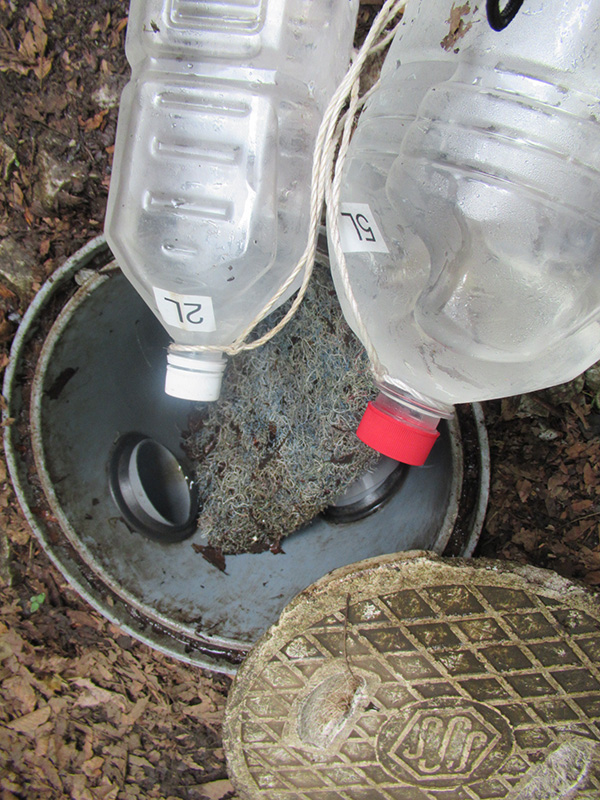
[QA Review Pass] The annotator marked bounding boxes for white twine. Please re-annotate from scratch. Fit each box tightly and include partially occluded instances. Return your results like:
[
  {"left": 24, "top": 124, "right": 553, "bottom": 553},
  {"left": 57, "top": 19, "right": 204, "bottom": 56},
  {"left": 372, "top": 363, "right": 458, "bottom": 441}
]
[{"left": 170, "top": 0, "right": 406, "bottom": 359}]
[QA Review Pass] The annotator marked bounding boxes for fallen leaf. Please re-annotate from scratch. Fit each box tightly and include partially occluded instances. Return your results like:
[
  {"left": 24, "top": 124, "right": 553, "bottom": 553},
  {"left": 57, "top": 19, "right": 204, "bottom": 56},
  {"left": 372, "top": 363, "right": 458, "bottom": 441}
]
[
  {"left": 10, "top": 181, "right": 24, "bottom": 207},
  {"left": 66, "top": 608, "right": 102, "bottom": 630},
  {"left": 36, "top": 0, "right": 53, "bottom": 20},
  {"left": 32, "top": 24, "right": 47, "bottom": 55},
  {"left": 33, "top": 54, "right": 52, "bottom": 81},
  {"left": 31, "top": 754, "right": 63, "bottom": 791},
  {"left": 3, "top": 674, "right": 37, "bottom": 713},
  {"left": 8, "top": 705, "right": 51, "bottom": 733},
  {"left": 18, "top": 30, "right": 37, "bottom": 62},
  {"left": 571, "top": 499, "right": 594, "bottom": 514},
  {"left": 82, "top": 755, "right": 104, "bottom": 777},
  {"left": 27, "top": 3, "right": 45, "bottom": 28},
  {"left": 192, "top": 544, "right": 227, "bottom": 572},
  {"left": 517, "top": 479, "right": 532, "bottom": 503},
  {"left": 583, "top": 462, "right": 596, "bottom": 488},
  {"left": 128, "top": 754, "right": 153, "bottom": 769},
  {"left": 199, "top": 779, "right": 235, "bottom": 800},
  {"left": 183, "top": 704, "right": 223, "bottom": 727},
  {"left": 512, "top": 527, "right": 538, "bottom": 552},
  {"left": 73, "top": 678, "right": 121, "bottom": 708},
  {"left": 118, "top": 697, "right": 148, "bottom": 730},
  {"left": 91, "top": 784, "right": 119, "bottom": 800},
  {"left": 70, "top": 772, "right": 95, "bottom": 800},
  {"left": 547, "top": 473, "right": 568, "bottom": 496},
  {"left": 0, "top": 630, "right": 26, "bottom": 659},
  {"left": 78, "top": 109, "right": 108, "bottom": 132}
]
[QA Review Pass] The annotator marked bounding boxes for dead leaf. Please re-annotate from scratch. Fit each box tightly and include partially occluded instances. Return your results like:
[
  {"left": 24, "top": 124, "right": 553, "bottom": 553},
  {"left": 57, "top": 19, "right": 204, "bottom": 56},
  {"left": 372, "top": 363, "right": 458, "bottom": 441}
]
[
  {"left": 512, "top": 527, "right": 538, "bottom": 552},
  {"left": 78, "top": 109, "right": 108, "bottom": 132},
  {"left": 192, "top": 544, "right": 227, "bottom": 572},
  {"left": 66, "top": 608, "right": 103, "bottom": 630},
  {"left": 10, "top": 181, "right": 24, "bottom": 208},
  {"left": 571, "top": 399, "right": 590, "bottom": 429},
  {"left": 82, "top": 755, "right": 104, "bottom": 778},
  {"left": 566, "top": 441, "right": 587, "bottom": 459},
  {"left": 48, "top": 696, "right": 68, "bottom": 714},
  {"left": 27, "top": 3, "right": 45, "bottom": 29},
  {"left": 571, "top": 499, "right": 594, "bottom": 514},
  {"left": 8, "top": 705, "right": 51, "bottom": 733},
  {"left": 32, "top": 24, "right": 47, "bottom": 56},
  {"left": 128, "top": 754, "right": 153, "bottom": 769},
  {"left": 70, "top": 772, "right": 95, "bottom": 800},
  {"left": 583, "top": 462, "right": 596, "bottom": 488},
  {"left": 580, "top": 546, "right": 600, "bottom": 569},
  {"left": 91, "top": 785, "right": 119, "bottom": 800},
  {"left": 547, "top": 472, "right": 568, "bottom": 496},
  {"left": 73, "top": 678, "right": 121, "bottom": 708},
  {"left": 33, "top": 55, "right": 52, "bottom": 81},
  {"left": 18, "top": 30, "right": 37, "bottom": 62},
  {"left": 517, "top": 479, "right": 532, "bottom": 503},
  {"left": 199, "top": 779, "right": 235, "bottom": 800},
  {"left": 182, "top": 703, "right": 223, "bottom": 727},
  {"left": 36, "top": 0, "right": 54, "bottom": 21},
  {"left": 584, "top": 570, "right": 600, "bottom": 585},
  {"left": 30, "top": 755, "right": 62, "bottom": 790},
  {"left": 118, "top": 697, "right": 148, "bottom": 730},
  {"left": 3, "top": 674, "right": 37, "bottom": 713}
]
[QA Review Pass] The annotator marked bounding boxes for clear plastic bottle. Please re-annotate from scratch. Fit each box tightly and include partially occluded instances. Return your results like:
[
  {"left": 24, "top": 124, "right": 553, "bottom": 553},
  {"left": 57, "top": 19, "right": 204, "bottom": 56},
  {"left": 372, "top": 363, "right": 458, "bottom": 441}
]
[
  {"left": 105, "top": 0, "right": 359, "bottom": 401},
  {"left": 329, "top": 0, "right": 600, "bottom": 465}
]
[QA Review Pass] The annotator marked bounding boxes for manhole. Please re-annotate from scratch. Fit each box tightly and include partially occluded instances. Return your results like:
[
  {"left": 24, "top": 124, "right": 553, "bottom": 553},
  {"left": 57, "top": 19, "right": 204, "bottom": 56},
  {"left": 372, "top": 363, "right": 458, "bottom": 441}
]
[
  {"left": 224, "top": 552, "right": 600, "bottom": 798},
  {"left": 4, "top": 237, "right": 489, "bottom": 673}
]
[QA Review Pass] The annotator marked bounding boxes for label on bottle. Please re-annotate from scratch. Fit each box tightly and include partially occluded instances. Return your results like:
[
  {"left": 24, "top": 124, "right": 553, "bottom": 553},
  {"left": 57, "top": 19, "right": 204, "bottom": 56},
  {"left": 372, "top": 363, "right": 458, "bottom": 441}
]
[
  {"left": 339, "top": 203, "right": 389, "bottom": 253},
  {"left": 153, "top": 287, "right": 216, "bottom": 332}
]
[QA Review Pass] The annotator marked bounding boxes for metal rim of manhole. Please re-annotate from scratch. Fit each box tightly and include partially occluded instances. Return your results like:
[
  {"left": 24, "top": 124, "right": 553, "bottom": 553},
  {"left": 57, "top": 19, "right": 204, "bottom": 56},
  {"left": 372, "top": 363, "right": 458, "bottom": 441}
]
[
  {"left": 223, "top": 552, "right": 600, "bottom": 800},
  {"left": 2, "top": 235, "right": 490, "bottom": 673}
]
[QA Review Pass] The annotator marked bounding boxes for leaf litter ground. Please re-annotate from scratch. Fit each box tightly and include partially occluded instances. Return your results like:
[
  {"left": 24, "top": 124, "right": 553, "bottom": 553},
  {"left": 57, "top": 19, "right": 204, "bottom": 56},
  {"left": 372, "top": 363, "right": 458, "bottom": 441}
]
[{"left": 1, "top": 1, "right": 600, "bottom": 798}]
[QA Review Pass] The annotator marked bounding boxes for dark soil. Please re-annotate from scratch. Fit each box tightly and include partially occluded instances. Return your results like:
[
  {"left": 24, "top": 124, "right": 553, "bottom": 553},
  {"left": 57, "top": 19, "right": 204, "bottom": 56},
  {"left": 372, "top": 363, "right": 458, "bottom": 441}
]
[{"left": 1, "top": 2, "right": 599, "bottom": 799}]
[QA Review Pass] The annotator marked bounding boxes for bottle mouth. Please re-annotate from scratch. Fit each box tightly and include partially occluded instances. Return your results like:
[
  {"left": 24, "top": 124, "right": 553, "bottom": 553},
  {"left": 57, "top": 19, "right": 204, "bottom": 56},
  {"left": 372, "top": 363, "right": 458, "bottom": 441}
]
[
  {"left": 376, "top": 377, "right": 453, "bottom": 421},
  {"left": 165, "top": 350, "right": 226, "bottom": 402}
]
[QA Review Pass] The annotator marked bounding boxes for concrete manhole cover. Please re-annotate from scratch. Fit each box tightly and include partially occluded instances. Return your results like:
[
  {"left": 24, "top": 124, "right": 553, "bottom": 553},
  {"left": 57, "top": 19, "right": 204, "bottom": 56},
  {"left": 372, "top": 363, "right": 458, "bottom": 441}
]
[{"left": 223, "top": 552, "right": 600, "bottom": 799}]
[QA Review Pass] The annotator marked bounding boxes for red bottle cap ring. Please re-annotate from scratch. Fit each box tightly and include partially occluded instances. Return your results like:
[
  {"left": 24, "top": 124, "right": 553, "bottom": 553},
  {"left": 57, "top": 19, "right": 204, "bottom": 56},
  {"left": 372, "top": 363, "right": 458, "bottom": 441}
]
[{"left": 357, "top": 402, "right": 440, "bottom": 466}]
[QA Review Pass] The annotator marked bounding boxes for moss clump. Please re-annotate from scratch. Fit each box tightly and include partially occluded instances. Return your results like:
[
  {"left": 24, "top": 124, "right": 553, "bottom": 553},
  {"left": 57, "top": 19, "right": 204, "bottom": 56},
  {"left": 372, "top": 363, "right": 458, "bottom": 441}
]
[{"left": 183, "top": 262, "right": 378, "bottom": 554}]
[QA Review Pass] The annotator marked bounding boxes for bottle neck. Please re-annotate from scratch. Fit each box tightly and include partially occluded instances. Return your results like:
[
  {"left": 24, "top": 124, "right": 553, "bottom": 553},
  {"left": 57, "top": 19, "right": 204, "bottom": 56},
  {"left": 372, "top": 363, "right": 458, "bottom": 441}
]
[
  {"left": 165, "top": 347, "right": 226, "bottom": 402},
  {"left": 373, "top": 379, "right": 453, "bottom": 432},
  {"left": 356, "top": 379, "right": 451, "bottom": 466}
]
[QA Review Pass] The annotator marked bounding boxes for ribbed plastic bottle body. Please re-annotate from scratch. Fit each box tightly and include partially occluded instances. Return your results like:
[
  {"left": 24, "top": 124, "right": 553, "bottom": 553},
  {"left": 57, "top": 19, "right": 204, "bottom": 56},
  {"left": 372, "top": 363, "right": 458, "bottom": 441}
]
[
  {"left": 105, "top": 0, "right": 359, "bottom": 353},
  {"left": 330, "top": 0, "right": 600, "bottom": 408}
]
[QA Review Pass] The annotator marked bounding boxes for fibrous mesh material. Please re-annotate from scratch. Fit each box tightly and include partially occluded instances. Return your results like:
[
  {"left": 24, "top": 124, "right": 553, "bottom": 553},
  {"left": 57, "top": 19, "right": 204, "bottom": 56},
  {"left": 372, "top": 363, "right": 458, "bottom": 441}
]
[{"left": 183, "top": 262, "right": 378, "bottom": 554}]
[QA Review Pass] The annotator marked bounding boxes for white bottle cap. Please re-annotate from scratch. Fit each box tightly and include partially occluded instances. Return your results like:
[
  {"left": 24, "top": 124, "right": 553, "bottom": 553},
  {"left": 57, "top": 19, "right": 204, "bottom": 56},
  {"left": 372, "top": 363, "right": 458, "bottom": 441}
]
[{"left": 165, "top": 352, "right": 226, "bottom": 402}]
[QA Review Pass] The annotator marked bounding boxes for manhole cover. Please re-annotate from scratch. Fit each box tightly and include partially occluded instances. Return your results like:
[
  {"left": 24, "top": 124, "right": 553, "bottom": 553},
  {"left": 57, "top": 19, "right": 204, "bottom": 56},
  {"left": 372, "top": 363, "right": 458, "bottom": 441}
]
[{"left": 223, "top": 553, "right": 600, "bottom": 799}]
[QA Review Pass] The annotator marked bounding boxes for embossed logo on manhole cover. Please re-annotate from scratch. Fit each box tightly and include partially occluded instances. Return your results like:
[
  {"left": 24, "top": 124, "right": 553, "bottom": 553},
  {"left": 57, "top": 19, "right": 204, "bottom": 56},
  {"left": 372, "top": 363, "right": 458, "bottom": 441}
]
[{"left": 376, "top": 698, "right": 514, "bottom": 787}]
